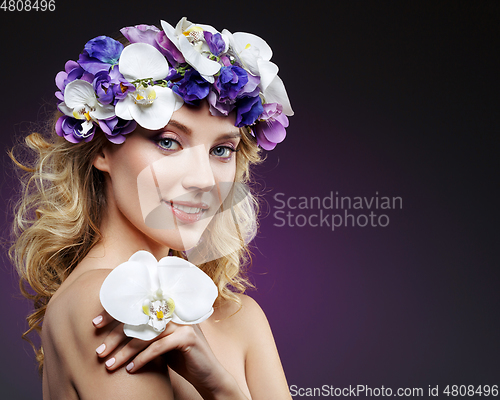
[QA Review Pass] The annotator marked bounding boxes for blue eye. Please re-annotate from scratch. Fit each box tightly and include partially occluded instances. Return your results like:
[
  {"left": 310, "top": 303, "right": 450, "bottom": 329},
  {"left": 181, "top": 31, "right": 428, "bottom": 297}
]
[
  {"left": 211, "top": 146, "right": 235, "bottom": 158},
  {"left": 158, "top": 138, "right": 180, "bottom": 151}
]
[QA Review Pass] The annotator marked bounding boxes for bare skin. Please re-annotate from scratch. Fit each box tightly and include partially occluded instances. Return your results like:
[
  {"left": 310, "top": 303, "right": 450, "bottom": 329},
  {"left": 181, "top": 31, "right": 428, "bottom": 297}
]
[
  {"left": 42, "top": 266, "right": 288, "bottom": 399},
  {"left": 41, "top": 103, "right": 291, "bottom": 399}
]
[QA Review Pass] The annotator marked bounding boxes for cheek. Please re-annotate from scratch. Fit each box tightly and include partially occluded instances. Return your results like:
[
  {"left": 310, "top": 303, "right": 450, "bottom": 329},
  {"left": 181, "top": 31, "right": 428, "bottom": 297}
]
[
  {"left": 212, "top": 158, "right": 237, "bottom": 184},
  {"left": 137, "top": 159, "right": 182, "bottom": 225},
  {"left": 107, "top": 146, "right": 165, "bottom": 222}
]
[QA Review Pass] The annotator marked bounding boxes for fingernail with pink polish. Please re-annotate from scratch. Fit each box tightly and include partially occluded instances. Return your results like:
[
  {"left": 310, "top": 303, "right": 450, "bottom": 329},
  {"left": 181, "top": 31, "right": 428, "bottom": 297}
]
[
  {"left": 95, "top": 344, "right": 106, "bottom": 354},
  {"left": 105, "top": 358, "right": 115, "bottom": 368},
  {"left": 92, "top": 315, "right": 103, "bottom": 326},
  {"left": 126, "top": 362, "right": 134, "bottom": 372}
]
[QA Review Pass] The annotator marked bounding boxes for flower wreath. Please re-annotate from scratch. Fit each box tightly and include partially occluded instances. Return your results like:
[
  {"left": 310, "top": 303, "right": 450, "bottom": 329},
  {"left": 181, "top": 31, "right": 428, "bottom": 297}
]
[{"left": 55, "top": 17, "right": 293, "bottom": 150}]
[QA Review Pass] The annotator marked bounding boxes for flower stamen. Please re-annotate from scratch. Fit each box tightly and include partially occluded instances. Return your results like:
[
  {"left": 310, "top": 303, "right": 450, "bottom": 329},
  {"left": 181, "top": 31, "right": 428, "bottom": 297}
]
[
  {"left": 131, "top": 86, "right": 157, "bottom": 105},
  {"left": 143, "top": 296, "right": 175, "bottom": 332}
]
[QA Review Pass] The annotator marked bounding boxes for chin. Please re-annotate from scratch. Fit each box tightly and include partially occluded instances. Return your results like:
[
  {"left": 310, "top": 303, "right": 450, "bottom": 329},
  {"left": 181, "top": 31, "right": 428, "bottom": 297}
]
[
  {"left": 144, "top": 218, "right": 212, "bottom": 253},
  {"left": 143, "top": 197, "right": 220, "bottom": 251}
]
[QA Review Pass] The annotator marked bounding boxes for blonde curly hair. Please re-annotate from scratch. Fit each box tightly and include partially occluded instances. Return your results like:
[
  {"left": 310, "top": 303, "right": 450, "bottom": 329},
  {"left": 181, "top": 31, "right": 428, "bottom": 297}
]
[{"left": 9, "top": 111, "right": 262, "bottom": 372}]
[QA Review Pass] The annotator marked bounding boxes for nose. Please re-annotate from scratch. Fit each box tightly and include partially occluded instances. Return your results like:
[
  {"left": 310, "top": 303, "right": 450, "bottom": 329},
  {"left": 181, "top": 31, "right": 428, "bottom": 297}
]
[{"left": 181, "top": 145, "right": 215, "bottom": 191}]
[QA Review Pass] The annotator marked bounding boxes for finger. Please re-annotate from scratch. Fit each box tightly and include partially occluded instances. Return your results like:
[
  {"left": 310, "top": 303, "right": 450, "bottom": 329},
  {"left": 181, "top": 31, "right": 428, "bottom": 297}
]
[
  {"left": 127, "top": 326, "right": 196, "bottom": 373},
  {"left": 92, "top": 310, "right": 115, "bottom": 328},
  {"left": 95, "top": 323, "right": 128, "bottom": 358},
  {"left": 105, "top": 338, "right": 150, "bottom": 371}
]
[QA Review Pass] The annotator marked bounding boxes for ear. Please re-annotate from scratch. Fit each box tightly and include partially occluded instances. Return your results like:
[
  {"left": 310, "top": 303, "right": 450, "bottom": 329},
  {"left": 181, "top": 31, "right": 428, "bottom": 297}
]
[{"left": 93, "top": 148, "right": 110, "bottom": 173}]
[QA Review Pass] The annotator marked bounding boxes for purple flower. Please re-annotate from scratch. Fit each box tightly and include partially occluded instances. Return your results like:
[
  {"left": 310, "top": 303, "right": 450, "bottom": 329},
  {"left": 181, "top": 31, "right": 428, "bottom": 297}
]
[
  {"left": 238, "top": 73, "right": 260, "bottom": 97},
  {"left": 215, "top": 66, "right": 248, "bottom": 101},
  {"left": 207, "top": 68, "right": 257, "bottom": 117},
  {"left": 109, "top": 66, "right": 135, "bottom": 102},
  {"left": 252, "top": 103, "right": 289, "bottom": 150},
  {"left": 219, "top": 55, "right": 231, "bottom": 67},
  {"left": 120, "top": 24, "right": 185, "bottom": 66},
  {"left": 98, "top": 117, "right": 137, "bottom": 144},
  {"left": 79, "top": 36, "right": 124, "bottom": 74},
  {"left": 204, "top": 31, "right": 226, "bottom": 56},
  {"left": 156, "top": 31, "right": 185, "bottom": 65},
  {"left": 166, "top": 67, "right": 182, "bottom": 82},
  {"left": 92, "top": 66, "right": 135, "bottom": 105},
  {"left": 55, "top": 116, "right": 95, "bottom": 143},
  {"left": 235, "top": 96, "right": 263, "bottom": 127},
  {"left": 93, "top": 71, "right": 114, "bottom": 105},
  {"left": 207, "top": 89, "right": 236, "bottom": 117},
  {"left": 85, "top": 36, "right": 123, "bottom": 64},
  {"left": 172, "top": 69, "right": 210, "bottom": 104},
  {"left": 55, "top": 60, "right": 93, "bottom": 101},
  {"left": 121, "top": 24, "right": 160, "bottom": 47}
]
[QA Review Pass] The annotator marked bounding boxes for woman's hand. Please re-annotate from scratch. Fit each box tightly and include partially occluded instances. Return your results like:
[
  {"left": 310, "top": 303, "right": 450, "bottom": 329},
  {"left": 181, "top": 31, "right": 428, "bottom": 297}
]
[{"left": 92, "top": 311, "right": 247, "bottom": 400}]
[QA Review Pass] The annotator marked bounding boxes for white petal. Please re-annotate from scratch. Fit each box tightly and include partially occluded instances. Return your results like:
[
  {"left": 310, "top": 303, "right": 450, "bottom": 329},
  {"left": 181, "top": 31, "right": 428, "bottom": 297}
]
[
  {"left": 129, "top": 86, "right": 181, "bottom": 130},
  {"left": 149, "top": 314, "right": 171, "bottom": 332},
  {"left": 114, "top": 96, "right": 134, "bottom": 120},
  {"left": 178, "top": 35, "right": 220, "bottom": 77},
  {"left": 174, "top": 95, "right": 184, "bottom": 111},
  {"left": 196, "top": 23, "right": 219, "bottom": 35},
  {"left": 174, "top": 17, "right": 191, "bottom": 37},
  {"left": 124, "top": 323, "right": 161, "bottom": 340},
  {"left": 99, "top": 261, "right": 151, "bottom": 326},
  {"left": 263, "top": 75, "right": 294, "bottom": 116},
  {"left": 160, "top": 19, "right": 181, "bottom": 51},
  {"left": 64, "top": 80, "right": 96, "bottom": 109},
  {"left": 171, "top": 308, "right": 214, "bottom": 325},
  {"left": 157, "top": 257, "right": 218, "bottom": 323},
  {"left": 129, "top": 250, "right": 161, "bottom": 291},
  {"left": 201, "top": 74, "right": 215, "bottom": 84},
  {"left": 232, "top": 32, "right": 273, "bottom": 61},
  {"left": 79, "top": 120, "right": 94, "bottom": 135},
  {"left": 257, "top": 59, "right": 279, "bottom": 92},
  {"left": 220, "top": 32, "right": 231, "bottom": 53},
  {"left": 58, "top": 102, "right": 73, "bottom": 117},
  {"left": 91, "top": 103, "right": 115, "bottom": 120},
  {"left": 236, "top": 49, "right": 260, "bottom": 75},
  {"left": 119, "top": 43, "right": 170, "bottom": 81},
  {"left": 129, "top": 250, "right": 158, "bottom": 267}
]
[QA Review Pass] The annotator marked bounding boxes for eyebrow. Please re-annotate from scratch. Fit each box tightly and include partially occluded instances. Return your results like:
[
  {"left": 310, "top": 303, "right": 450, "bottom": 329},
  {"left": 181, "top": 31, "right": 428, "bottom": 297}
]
[
  {"left": 167, "top": 119, "right": 241, "bottom": 140},
  {"left": 167, "top": 119, "right": 192, "bottom": 135}
]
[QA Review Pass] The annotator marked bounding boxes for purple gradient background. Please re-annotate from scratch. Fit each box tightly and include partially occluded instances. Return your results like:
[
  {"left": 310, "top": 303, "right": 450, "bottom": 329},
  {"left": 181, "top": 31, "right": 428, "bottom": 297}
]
[{"left": 1, "top": 1, "right": 498, "bottom": 399}]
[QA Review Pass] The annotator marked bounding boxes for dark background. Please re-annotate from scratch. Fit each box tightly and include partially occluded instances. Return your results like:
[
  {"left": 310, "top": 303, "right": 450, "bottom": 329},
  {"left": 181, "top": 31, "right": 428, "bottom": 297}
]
[{"left": 1, "top": 1, "right": 498, "bottom": 399}]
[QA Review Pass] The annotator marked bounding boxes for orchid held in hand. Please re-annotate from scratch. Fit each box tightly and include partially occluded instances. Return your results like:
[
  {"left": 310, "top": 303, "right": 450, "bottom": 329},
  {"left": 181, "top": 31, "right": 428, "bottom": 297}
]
[{"left": 100, "top": 251, "right": 218, "bottom": 341}]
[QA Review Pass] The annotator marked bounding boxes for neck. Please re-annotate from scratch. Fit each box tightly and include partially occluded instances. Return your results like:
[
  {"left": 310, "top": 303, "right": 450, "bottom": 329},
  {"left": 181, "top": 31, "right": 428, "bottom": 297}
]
[{"left": 82, "top": 192, "right": 171, "bottom": 272}]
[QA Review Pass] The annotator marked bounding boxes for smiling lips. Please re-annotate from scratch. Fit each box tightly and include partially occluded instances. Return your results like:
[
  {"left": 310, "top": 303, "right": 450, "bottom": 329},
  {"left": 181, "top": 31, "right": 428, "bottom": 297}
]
[{"left": 165, "top": 200, "right": 210, "bottom": 224}]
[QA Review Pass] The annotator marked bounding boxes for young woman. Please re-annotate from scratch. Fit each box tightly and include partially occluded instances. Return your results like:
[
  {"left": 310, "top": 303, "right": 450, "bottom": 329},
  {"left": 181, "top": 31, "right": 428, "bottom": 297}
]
[{"left": 10, "top": 17, "right": 293, "bottom": 399}]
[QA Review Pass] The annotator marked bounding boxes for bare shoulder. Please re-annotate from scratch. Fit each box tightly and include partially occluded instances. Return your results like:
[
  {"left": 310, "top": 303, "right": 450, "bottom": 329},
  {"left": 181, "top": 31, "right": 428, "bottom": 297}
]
[
  {"left": 209, "top": 294, "right": 271, "bottom": 340},
  {"left": 44, "top": 269, "right": 112, "bottom": 342},
  {"left": 204, "top": 293, "right": 279, "bottom": 365},
  {"left": 207, "top": 293, "right": 291, "bottom": 399},
  {"left": 213, "top": 293, "right": 267, "bottom": 320},
  {"left": 42, "top": 269, "right": 111, "bottom": 399},
  {"left": 43, "top": 269, "right": 114, "bottom": 373},
  {"left": 43, "top": 269, "right": 173, "bottom": 400}
]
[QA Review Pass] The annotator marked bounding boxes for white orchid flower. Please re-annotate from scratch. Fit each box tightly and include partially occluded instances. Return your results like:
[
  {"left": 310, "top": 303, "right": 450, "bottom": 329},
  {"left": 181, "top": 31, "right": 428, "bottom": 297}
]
[
  {"left": 223, "top": 30, "right": 294, "bottom": 116},
  {"left": 100, "top": 251, "right": 218, "bottom": 341},
  {"left": 161, "top": 17, "right": 222, "bottom": 83},
  {"left": 115, "top": 43, "right": 183, "bottom": 130},
  {"left": 58, "top": 80, "right": 115, "bottom": 137}
]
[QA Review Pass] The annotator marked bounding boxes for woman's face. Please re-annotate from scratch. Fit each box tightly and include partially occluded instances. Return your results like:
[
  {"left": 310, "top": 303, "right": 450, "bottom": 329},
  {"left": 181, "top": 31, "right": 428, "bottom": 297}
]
[{"left": 95, "top": 101, "right": 241, "bottom": 252}]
